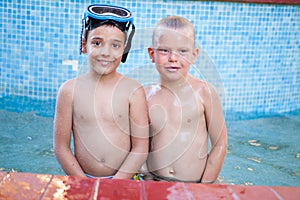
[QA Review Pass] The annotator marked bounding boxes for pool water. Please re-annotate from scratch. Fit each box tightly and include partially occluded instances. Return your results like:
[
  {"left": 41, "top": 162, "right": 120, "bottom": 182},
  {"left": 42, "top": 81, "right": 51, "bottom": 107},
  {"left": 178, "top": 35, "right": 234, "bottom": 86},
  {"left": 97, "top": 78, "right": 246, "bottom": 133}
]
[
  {"left": 223, "top": 112, "right": 300, "bottom": 186},
  {"left": 0, "top": 110, "right": 63, "bottom": 175},
  {"left": 0, "top": 109, "right": 299, "bottom": 186}
]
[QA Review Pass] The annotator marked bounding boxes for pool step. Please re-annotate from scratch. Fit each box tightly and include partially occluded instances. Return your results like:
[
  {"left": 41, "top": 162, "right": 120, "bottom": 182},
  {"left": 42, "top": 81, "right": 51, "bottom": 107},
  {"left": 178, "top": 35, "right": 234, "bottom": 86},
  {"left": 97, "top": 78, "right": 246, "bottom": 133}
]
[{"left": 0, "top": 172, "right": 299, "bottom": 199}]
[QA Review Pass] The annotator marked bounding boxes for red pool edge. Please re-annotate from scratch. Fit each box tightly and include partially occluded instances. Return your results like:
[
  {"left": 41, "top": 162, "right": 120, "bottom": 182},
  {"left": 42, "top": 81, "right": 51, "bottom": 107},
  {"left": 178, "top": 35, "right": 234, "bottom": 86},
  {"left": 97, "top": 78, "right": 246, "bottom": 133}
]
[{"left": 0, "top": 172, "right": 299, "bottom": 199}]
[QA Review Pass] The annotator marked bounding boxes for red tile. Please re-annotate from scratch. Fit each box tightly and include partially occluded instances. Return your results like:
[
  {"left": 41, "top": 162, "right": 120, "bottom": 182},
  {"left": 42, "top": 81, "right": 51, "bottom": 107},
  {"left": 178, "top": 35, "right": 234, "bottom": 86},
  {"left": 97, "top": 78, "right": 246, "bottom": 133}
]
[
  {"left": 270, "top": 186, "right": 300, "bottom": 200},
  {"left": 0, "top": 172, "right": 8, "bottom": 182},
  {"left": 144, "top": 180, "right": 198, "bottom": 199},
  {"left": 97, "top": 179, "right": 142, "bottom": 199},
  {"left": 144, "top": 180, "right": 173, "bottom": 199},
  {"left": 1, "top": 172, "right": 300, "bottom": 200},
  {"left": 228, "top": 185, "right": 281, "bottom": 200},
  {"left": 187, "top": 183, "right": 233, "bottom": 199},
  {"left": 43, "top": 175, "right": 96, "bottom": 200},
  {"left": 0, "top": 172, "right": 52, "bottom": 200}
]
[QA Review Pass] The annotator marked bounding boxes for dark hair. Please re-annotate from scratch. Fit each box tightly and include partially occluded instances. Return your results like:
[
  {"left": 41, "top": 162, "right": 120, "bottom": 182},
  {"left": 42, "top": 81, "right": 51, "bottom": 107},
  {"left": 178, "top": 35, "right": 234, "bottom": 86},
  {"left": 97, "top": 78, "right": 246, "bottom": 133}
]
[{"left": 82, "top": 18, "right": 128, "bottom": 40}]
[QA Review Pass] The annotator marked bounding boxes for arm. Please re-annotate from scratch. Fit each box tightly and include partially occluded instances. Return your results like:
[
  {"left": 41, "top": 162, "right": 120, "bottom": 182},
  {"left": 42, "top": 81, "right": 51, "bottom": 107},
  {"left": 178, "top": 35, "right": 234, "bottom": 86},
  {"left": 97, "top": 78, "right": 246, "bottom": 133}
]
[
  {"left": 113, "top": 85, "right": 149, "bottom": 179},
  {"left": 53, "top": 80, "right": 86, "bottom": 177},
  {"left": 201, "top": 83, "right": 228, "bottom": 183}
]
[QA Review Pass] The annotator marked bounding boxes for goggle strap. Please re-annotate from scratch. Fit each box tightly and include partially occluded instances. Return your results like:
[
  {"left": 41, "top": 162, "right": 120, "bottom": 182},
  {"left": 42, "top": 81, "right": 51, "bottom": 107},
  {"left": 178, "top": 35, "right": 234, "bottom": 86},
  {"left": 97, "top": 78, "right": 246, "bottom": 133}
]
[
  {"left": 121, "top": 24, "right": 135, "bottom": 63},
  {"left": 80, "top": 17, "right": 85, "bottom": 54}
]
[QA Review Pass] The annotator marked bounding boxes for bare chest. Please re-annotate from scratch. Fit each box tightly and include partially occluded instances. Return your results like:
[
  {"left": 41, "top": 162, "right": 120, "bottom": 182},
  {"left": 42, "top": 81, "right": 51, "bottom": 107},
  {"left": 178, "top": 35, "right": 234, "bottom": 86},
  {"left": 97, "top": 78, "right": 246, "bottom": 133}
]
[
  {"left": 73, "top": 86, "right": 130, "bottom": 126},
  {"left": 148, "top": 90, "right": 205, "bottom": 134}
]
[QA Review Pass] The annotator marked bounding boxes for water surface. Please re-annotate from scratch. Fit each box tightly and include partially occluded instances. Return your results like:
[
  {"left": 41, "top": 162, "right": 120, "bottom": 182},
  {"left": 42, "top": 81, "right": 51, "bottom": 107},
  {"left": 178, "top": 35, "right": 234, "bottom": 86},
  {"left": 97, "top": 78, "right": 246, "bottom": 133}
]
[{"left": 0, "top": 109, "right": 299, "bottom": 186}]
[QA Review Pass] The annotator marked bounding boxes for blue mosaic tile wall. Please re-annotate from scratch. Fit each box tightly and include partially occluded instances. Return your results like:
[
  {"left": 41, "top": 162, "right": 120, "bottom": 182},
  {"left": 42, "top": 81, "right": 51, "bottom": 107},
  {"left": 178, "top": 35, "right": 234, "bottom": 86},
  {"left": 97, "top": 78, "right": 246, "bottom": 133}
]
[{"left": 0, "top": 0, "right": 299, "bottom": 116}]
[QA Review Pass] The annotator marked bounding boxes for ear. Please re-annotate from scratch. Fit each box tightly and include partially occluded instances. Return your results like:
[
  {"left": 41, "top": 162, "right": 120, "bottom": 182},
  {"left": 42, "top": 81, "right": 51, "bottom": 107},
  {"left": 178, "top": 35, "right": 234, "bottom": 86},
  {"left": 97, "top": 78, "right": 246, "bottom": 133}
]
[
  {"left": 191, "top": 47, "right": 199, "bottom": 64},
  {"left": 81, "top": 38, "right": 87, "bottom": 54},
  {"left": 148, "top": 47, "right": 155, "bottom": 63}
]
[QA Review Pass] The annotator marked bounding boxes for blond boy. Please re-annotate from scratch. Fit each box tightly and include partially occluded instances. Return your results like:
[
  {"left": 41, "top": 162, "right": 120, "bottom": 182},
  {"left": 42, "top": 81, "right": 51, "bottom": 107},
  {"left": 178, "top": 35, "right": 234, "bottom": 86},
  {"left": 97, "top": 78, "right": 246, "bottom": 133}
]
[{"left": 145, "top": 16, "right": 227, "bottom": 183}]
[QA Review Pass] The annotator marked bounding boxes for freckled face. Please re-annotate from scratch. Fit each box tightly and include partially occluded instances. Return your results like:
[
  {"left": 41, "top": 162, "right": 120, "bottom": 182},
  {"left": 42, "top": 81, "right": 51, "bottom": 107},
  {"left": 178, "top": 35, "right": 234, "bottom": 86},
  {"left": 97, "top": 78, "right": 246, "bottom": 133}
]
[
  {"left": 83, "top": 25, "right": 126, "bottom": 75},
  {"left": 148, "top": 28, "right": 198, "bottom": 82}
]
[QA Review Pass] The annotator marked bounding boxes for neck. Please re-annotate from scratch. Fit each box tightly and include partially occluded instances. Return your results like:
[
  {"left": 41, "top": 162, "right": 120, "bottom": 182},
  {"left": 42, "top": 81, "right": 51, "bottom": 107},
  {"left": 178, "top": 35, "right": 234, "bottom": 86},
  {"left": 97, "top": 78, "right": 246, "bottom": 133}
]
[
  {"left": 87, "top": 69, "right": 120, "bottom": 83},
  {"left": 160, "top": 75, "right": 190, "bottom": 91}
]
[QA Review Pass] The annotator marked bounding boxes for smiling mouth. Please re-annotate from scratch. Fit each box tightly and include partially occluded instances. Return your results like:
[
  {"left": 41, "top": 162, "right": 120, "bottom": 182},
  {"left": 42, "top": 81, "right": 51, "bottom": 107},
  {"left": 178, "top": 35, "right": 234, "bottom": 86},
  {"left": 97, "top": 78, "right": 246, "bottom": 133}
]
[
  {"left": 98, "top": 60, "right": 113, "bottom": 66},
  {"left": 166, "top": 66, "right": 180, "bottom": 71}
]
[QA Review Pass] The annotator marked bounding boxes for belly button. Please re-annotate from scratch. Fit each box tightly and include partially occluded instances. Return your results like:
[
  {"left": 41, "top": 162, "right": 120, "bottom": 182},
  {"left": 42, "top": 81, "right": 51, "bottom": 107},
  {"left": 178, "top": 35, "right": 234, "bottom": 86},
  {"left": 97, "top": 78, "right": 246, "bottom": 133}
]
[
  {"left": 100, "top": 158, "right": 105, "bottom": 163},
  {"left": 169, "top": 168, "right": 175, "bottom": 174}
]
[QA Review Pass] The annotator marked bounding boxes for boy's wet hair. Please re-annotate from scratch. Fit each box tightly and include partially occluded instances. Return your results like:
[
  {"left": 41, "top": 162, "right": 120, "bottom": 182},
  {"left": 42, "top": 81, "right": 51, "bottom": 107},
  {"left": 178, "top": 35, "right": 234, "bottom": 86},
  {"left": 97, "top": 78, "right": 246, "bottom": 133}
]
[
  {"left": 81, "top": 17, "right": 129, "bottom": 40},
  {"left": 153, "top": 16, "right": 196, "bottom": 46}
]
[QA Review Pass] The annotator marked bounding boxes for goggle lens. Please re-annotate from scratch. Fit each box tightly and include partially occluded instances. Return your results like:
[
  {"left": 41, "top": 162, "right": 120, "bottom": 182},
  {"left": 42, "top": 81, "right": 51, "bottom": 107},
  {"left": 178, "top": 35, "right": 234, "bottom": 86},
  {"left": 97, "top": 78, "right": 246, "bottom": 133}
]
[{"left": 89, "top": 5, "right": 131, "bottom": 18}]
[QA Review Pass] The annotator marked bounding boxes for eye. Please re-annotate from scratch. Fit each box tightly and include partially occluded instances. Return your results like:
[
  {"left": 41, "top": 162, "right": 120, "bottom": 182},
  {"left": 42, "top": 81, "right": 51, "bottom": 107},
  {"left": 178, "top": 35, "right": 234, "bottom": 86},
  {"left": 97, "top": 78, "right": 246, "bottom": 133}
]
[
  {"left": 92, "top": 40, "right": 102, "bottom": 47},
  {"left": 157, "top": 48, "right": 169, "bottom": 55},
  {"left": 179, "top": 49, "right": 189, "bottom": 55},
  {"left": 112, "top": 43, "right": 121, "bottom": 49}
]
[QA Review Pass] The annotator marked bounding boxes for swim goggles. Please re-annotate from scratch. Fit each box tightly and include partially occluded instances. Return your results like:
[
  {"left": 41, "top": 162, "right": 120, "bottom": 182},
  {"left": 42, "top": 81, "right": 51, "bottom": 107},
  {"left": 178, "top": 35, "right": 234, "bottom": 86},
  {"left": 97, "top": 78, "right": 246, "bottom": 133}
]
[{"left": 81, "top": 4, "right": 135, "bottom": 63}]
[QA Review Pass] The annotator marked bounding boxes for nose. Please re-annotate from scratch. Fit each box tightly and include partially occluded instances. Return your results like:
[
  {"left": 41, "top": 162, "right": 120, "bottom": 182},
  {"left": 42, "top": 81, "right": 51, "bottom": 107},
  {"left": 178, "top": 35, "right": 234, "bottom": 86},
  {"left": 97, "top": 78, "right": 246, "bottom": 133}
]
[
  {"left": 168, "top": 50, "right": 179, "bottom": 62},
  {"left": 99, "top": 44, "right": 110, "bottom": 57}
]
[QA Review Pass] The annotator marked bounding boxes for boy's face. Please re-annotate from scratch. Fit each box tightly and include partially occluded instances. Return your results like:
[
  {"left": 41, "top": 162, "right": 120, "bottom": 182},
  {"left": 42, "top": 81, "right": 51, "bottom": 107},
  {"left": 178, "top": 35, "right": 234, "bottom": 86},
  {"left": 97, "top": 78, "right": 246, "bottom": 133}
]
[
  {"left": 148, "top": 27, "right": 198, "bottom": 82},
  {"left": 82, "top": 25, "right": 126, "bottom": 75}
]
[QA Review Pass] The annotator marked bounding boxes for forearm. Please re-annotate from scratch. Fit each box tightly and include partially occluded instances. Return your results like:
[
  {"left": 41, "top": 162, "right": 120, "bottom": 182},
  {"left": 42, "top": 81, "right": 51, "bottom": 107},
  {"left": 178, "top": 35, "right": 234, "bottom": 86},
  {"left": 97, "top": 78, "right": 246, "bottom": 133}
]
[
  {"left": 201, "top": 144, "right": 227, "bottom": 183},
  {"left": 114, "top": 145, "right": 148, "bottom": 179},
  {"left": 55, "top": 147, "right": 86, "bottom": 177}
]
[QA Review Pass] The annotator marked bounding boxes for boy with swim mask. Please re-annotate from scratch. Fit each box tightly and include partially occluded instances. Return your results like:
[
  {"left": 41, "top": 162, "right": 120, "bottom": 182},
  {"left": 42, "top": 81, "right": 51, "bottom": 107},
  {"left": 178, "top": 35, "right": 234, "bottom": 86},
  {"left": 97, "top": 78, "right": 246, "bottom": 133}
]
[{"left": 54, "top": 4, "right": 149, "bottom": 179}]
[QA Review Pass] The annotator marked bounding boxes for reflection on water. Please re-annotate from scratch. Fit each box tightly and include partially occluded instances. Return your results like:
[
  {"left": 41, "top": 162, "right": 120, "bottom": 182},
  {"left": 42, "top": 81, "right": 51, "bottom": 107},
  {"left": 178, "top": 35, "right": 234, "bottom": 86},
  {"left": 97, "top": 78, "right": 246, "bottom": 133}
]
[{"left": 0, "top": 109, "right": 299, "bottom": 186}]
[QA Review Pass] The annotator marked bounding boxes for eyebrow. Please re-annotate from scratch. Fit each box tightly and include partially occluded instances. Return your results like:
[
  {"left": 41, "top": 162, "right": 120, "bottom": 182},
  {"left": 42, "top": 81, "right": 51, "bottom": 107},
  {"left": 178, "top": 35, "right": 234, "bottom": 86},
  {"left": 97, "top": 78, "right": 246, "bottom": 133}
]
[
  {"left": 111, "top": 39, "right": 123, "bottom": 43},
  {"left": 90, "top": 37, "right": 123, "bottom": 43}
]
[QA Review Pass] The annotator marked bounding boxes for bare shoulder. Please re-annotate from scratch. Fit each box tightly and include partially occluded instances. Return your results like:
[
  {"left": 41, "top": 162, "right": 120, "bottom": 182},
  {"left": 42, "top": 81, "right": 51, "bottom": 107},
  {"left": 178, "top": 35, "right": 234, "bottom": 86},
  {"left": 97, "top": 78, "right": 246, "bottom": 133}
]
[
  {"left": 188, "top": 75, "right": 218, "bottom": 98},
  {"left": 59, "top": 74, "right": 89, "bottom": 93},
  {"left": 143, "top": 84, "right": 161, "bottom": 101},
  {"left": 119, "top": 75, "right": 144, "bottom": 92},
  {"left": 57, "top": 75, "right": 90, "bottom": 101},
  {"left": 58, "top": 78, "right": 76, "bottom": 96}
]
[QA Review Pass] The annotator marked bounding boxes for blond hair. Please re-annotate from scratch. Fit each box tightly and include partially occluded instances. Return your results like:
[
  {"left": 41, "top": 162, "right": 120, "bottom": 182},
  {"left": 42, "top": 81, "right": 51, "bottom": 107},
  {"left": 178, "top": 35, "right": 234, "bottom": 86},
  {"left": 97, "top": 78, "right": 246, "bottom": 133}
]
[{"left": 153, "top": 16, "right": 196, "bottom": 46}]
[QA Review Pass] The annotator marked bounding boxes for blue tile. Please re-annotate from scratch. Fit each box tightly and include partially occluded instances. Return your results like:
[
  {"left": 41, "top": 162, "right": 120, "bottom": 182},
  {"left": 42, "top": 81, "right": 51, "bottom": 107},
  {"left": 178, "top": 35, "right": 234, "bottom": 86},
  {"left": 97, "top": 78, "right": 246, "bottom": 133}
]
[{"left": 0, "top": 0, "right": 299, "bottom": 116}]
